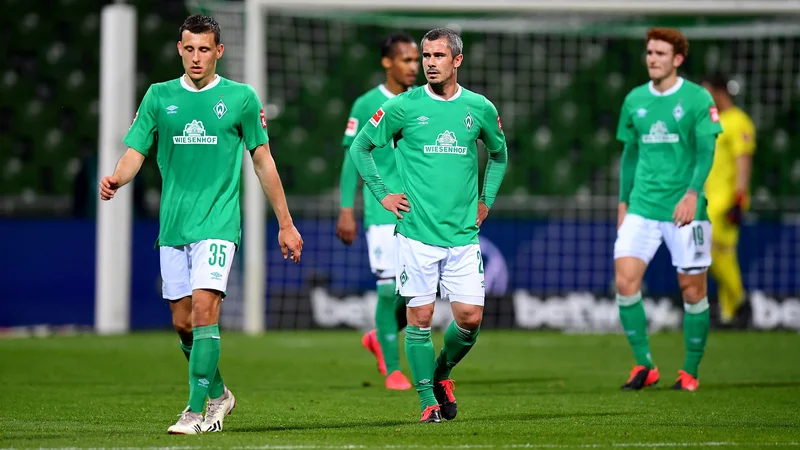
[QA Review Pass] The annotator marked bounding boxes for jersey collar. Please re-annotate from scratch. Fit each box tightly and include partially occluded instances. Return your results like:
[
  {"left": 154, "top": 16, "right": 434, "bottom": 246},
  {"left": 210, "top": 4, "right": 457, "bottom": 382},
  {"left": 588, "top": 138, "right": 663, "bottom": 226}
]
[
  {"left": 378, "top": 83, "right": 413, "bottom": 99},
  {"left": 180, "top": 74, "right": 221, "bottom": 92},
  {"left": 424, "top": 83, "right": 462, "bottom": 101},
  {"left": 648, "top": 76, "right": 684, "bottom": 97}
]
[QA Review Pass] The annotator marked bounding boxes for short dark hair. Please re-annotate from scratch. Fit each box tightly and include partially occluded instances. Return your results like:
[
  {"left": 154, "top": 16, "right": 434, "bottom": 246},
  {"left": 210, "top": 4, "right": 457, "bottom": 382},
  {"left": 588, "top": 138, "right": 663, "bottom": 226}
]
[
  {"left": 380, "top": 33, "right": 415, "bottom": 59},
  {"left": 179, "top": 14, "right": 221, "bottom": 45},
  {"left": 421, "top": 28, "right": 463, "bottom": 58},
  {"left": 702, "top": 71, "right": 729, "bottom": 91}
]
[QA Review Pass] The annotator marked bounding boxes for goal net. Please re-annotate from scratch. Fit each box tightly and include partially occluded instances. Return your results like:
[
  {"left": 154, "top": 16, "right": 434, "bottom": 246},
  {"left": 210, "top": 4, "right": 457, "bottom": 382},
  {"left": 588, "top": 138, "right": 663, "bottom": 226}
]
[{"left": 186, "top": 0, "right": 800, "bottom": 333}]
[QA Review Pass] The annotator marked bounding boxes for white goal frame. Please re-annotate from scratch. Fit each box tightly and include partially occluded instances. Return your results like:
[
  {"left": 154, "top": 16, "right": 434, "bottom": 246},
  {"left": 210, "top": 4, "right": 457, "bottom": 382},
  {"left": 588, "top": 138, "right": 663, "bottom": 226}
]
[{"left": 235, "top": 0, "right": 800, "bottom": 335}]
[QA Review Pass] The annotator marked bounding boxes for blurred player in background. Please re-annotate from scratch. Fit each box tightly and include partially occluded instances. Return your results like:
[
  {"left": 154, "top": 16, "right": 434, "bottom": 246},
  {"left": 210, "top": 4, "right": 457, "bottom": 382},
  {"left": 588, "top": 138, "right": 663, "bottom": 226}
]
[
  {"left": 350, "top": 28, "right": 508, "bottom": 423},
  {"left": 336, "top": 33, "right": 419, "bottom": 391},
  {"left": 99, "top": 14, "right": 303, "bottom": 434},
  {"left": 615, "top": 28, "right": 722, "bottom": 392},
  {"left": 702, "top": 72, "right": 756, "bottom": 328}
]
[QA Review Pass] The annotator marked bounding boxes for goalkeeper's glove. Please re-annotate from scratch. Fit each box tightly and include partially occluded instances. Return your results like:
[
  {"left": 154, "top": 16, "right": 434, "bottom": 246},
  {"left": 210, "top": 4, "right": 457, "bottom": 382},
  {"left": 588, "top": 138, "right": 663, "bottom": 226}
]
[{"left": 725, "top": 191, "right": 747, "bottom": 226}]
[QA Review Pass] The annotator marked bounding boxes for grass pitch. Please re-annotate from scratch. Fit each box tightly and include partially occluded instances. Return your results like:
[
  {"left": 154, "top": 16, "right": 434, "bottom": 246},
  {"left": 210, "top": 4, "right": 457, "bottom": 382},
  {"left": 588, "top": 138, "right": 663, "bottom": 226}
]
[{"left": 1, "top": 330, "right": 799, "bottom": 449}]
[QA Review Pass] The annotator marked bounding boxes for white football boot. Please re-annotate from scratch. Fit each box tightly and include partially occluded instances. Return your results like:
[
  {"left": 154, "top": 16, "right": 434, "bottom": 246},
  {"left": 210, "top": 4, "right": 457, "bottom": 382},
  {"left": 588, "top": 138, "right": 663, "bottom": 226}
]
[
  {"left": 201, "top": 386, "right": 236, "bottom": 432},
  {"left": 167, "top": 406, "right": 203, "bottom": 434}
]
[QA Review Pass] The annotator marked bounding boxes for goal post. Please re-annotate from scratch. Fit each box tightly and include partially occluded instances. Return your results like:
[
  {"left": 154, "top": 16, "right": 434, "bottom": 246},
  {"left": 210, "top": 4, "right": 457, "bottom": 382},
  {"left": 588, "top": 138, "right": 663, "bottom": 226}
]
[{"left": 186, "top": 0, "right": 800, "bottom": 334}]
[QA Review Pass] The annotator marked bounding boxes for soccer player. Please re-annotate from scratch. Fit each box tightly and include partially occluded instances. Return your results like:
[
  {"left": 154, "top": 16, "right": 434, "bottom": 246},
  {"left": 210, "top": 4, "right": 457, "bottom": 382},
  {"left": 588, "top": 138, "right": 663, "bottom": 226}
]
[
  {"left": 99, "top": 15, "right": 303, "bottom": 434},
  {"left": 702, "top": 72, "right": 756, "bottom": 327},
  {"left": 336, "top": 33, "right": 419, "bottom": 391},
  {"left": 615, "top": 27, "right": 722, "bottom": 392},
  {"left": 349, "top": 28, "right": 508, "bottom": 423}
]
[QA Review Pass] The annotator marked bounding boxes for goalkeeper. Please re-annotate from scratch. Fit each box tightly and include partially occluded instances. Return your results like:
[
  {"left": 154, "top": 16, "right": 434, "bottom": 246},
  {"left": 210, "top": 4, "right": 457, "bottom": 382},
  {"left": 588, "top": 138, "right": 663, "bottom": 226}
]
[{"left": 702, "top": 72, "right": 756, "bottom": 327}]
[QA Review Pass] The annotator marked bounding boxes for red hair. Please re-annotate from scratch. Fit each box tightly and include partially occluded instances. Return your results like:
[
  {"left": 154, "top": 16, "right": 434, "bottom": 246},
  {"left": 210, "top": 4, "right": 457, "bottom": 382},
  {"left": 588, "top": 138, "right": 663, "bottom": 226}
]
[{"left": 647, "top": 27, "right": 689, "bottom": 58}]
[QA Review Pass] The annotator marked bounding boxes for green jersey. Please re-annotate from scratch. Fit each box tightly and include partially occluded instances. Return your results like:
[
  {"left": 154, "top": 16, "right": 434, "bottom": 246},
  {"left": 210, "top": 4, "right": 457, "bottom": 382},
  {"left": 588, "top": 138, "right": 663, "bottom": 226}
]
[
  {"left": 341, "top": 85, "right": 404, "bottom": 228},
  {"left": 359, "top": 84, "right": 507, "bottom": 247},
  {"left": 123, "top": 75, "right": 269, "bottom": 247},
  {"left": 616, "top": 78, "right": 723, "bottom": 222}
]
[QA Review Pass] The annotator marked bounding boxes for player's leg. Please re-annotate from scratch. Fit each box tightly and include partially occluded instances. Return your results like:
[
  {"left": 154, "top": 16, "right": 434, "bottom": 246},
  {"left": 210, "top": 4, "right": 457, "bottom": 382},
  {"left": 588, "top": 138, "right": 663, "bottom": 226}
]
[
  {"left": 362, "top": 225, "right": 410, "bottom": 389},
  {"left": 663, "top": 221, "right": 712, "bottom": 391},
  {"left": 433, "top": 244, "right": 485, "bottom": 420},
  {"left": 708, "top": 216, "right": 745, "bottom": 326},
  {"left": 397, "top": 233, "right": 444, "bottom": 423},
  {"left": 614, "top": 214, "right": 664, "bottom": 390},
  {"left": 161, "top": 245, "right": 204, "bottom": 434},
  {"left": 186, "top": 240, "right": 238, "bottom": 433},
  {"left": 169, "top": 298, "right": 226, "bottom": 404}
]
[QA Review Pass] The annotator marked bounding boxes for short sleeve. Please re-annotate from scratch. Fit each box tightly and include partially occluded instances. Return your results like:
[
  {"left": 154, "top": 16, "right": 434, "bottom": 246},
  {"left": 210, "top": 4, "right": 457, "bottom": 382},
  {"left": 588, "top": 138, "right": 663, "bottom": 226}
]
[
  {"left": 358, "top": 95, "right": 404, "bottom": 148},
  {"left": 242, "top": 85, "right": 269, "bottom": 152},
  {"left": 616, "top": 95, "right": 636, "bottom": 143},
  {"left": 479, "top": 98, "right": 506, "bottom": 153},
  {"left": 122, "top": 85, "right": 158, "bottom": 156},
  {"left": 730, "top": 115, "right": 756, "bottom": 157},
  {"left": 694, "top": 89, "right": 724, "bottom": 137}
]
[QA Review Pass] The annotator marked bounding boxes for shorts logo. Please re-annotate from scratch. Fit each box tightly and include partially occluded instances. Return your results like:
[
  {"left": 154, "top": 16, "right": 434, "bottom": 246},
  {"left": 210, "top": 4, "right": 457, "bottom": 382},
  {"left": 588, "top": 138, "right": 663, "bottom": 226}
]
[
  {"left": 173, "top": 120, "right": 218, "bottom": 145},
  {"left": 213, "top": 99, "right": 228, "bottom": 119},
  {"left": 210, "top": 271, "right": 223, "bottom": 281},
  {"left": 709, "top": 106, "right": 720, "bottom": 123},
  {"left": 641, "top": 121, "right": 679, "bottom": 144},
  {"left": 399, "top": 267, "right": 408, "bottom": 286},
  {"left": 345, "top": 117, "right": 358, "bottom": 136},
  {"left": 424, "top": 130, "right": 467, "bottom": 155},
  {"left": 373, "top": 247, "right": 382, "bottom": 261},
  {"left": 369, "top": 108, "right": 385, "bottom": 127}
]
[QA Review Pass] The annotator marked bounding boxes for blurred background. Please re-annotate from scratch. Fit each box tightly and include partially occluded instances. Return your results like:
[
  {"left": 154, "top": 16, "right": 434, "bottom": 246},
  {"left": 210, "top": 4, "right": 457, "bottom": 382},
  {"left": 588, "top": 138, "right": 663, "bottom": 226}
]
[{"left": 1, "top": 0, "right": 799, "bottom": 334}]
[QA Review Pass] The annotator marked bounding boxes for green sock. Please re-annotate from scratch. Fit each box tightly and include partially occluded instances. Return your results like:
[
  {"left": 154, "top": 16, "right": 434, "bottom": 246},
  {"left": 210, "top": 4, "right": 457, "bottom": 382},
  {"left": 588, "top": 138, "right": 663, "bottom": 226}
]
[
  {"left": 376, "top": 280, "right": 401, "bottom": 375},
  {"left": 617, "top": 292, "right": 654, "bottom": 369},
  {"left": 187, "top": 324, "right": 221, "bottom": 412},
  {"left": 180, "top": 340, "right": 225, "bottom": 399},
  {"left": 434, "top": 321, "right": 480, "bottom": 382},
  {"left": 404, "top": 325, "right": 438, "bottom": 412},
  {"left": 683, "top": 297, "right": 710, "bottom": 378}
]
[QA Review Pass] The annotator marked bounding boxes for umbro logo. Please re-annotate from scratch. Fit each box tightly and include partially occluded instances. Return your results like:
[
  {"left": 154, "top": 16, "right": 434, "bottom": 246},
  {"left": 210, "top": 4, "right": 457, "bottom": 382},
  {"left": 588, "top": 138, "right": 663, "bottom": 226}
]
[
  {"left": 167, "top": 105, "right": 178, "bottom": 114},
  {"left": 416, "top": 116, "right": 429, "bottom": 125}
]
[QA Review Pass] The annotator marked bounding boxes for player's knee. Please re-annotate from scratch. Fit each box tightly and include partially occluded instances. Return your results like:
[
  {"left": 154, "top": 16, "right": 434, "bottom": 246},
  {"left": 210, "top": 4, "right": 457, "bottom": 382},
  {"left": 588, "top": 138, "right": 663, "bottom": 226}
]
[
  {"left": 615, "top": 272, "right": 641, "bottom": 297},
  {"left": 191, "top": 289, "right": 222, "bottom": 327},
  {"left": 406, "top": 305, "right": 434, "bottom": 328},
  {"left": 453, "top": 306, "right": 483, "bottom": 331},
  {"left": 172, "top": 314, "right": 193, "bottom": 337},
  {"left": 680, "top": 281, "right": 707, "bottom": 304}
]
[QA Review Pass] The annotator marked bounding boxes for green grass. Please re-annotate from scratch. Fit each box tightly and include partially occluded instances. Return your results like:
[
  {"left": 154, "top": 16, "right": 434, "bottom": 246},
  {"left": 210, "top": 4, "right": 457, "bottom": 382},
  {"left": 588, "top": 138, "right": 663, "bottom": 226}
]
[{"left": 1, "top": 330, "right": 799, "bottom": 449}]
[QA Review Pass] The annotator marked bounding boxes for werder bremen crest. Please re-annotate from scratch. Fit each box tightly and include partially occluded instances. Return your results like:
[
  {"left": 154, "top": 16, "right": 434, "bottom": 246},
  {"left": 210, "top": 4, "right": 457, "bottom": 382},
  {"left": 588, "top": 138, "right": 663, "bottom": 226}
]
[
  {"left": 423, "top": 130, "right": 467, "bottom": 155},
  {"left": 214, "top": 99, "right": 228, "bottom": 119},
  {"left": 463, "top": 111, "right": 474, "bottom": 130}
]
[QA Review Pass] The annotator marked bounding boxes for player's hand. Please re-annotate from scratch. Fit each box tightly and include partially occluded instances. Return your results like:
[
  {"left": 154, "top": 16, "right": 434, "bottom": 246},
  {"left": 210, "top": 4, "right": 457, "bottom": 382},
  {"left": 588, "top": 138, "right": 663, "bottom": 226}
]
[
  {"left": 99, "top": 175, "right": 121, "bottom": 200},
  {"left": 617, "top": 202, "right": 628, "bottom": 230},
  {"left": 381, "top": 193, "right": 410, "bottom": 219},
  {"left": 725, "top": 192, "right": 747, "bottom": 226},
  {"left": 335, "top": 209, "right": 358, "bottom": 246},
  {"left": 278, "top": 225, "right": 303, "bottom": 263},
  {"left": 672, "top": 191, "right": 698, "bottom": 227},
  {"left": 476, "top": 201, "right": 489, "bottom": 227}
]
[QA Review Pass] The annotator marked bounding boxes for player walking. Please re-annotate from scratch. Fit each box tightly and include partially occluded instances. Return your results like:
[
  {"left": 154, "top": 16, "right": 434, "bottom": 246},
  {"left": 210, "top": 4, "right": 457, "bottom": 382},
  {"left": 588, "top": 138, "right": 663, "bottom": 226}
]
[{"left": 99, "top": 15, "right": 303, "bottom": 433}]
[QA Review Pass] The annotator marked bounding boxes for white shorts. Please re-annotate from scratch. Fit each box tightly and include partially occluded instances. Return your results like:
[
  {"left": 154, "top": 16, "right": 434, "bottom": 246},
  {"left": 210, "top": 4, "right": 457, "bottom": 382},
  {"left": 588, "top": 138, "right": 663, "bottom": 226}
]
[
  {"left": 395, "top": 233, "right": 485, "bottom": 307},
  {"left": 366, "top": 224, "right": 397, "bottom": 278},
  {"left": 160, "top": 239, "right": 237, "bottom": 300},
  {"left": 614, "top": 214, "right": 712, "bottom": 274}
]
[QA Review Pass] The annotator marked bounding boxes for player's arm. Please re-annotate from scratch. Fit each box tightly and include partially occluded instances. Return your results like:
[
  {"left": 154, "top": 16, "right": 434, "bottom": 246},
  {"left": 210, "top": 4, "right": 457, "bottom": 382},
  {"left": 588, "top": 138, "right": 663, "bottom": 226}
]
[
  {"left": 243, "top": 87, "right": 303, "bottom": 262},
  {"left": 102, "top": 86, "right": 157, "bottom": 200},
  {"left": 336, "top": 100, "right": 366, "bottom": 245},
  {"left": 726, "top": 116, "right": 756, "bottom": 224},
  {"left": 349, "top": 97, "right": 409, "bottom": 219},
  {"left": 615, "top": 95, "right": 638, "bottom": 228},
  {"left": 477, "top": 98, "right": 508, "bottom": 226},
  {"left": 674, "top": 93, "right": 722, "bottom": 226}
]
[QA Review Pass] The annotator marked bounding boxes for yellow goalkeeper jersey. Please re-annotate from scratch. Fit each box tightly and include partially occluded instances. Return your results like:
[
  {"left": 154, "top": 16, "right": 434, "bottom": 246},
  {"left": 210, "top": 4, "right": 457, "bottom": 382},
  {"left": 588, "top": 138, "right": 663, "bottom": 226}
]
[{"left": 705, "top": 106, "right": 756, "bottom": 216}]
